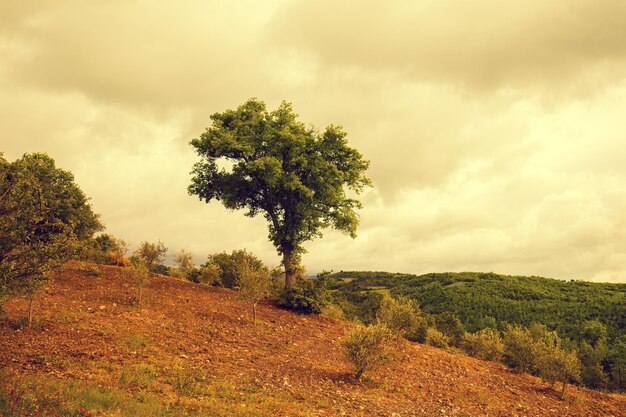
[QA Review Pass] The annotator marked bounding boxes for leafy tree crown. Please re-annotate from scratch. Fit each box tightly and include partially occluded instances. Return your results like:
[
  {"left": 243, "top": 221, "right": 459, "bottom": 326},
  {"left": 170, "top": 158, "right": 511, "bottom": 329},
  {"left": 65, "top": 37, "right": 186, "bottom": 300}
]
[{"left": 189, "top": 98, "right": 371, "bottom": 258}]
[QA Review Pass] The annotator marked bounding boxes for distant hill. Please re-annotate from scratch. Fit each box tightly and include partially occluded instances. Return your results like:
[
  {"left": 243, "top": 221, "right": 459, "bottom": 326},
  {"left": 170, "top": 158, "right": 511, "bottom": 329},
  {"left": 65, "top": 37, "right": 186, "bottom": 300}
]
[
  {"left": 331, "top": 271, "right": 626, "bottom": 343},
  {"left": 1, "top": 264, "right": 625, "bottom": 416}
]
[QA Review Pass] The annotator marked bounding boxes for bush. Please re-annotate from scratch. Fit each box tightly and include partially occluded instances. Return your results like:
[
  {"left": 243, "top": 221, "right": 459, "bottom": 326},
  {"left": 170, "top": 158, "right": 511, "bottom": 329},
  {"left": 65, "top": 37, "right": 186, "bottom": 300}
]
[
  {"left": 461, "top": 328, "right": 504, "bottom": 362},
  {"left": 425, "top": 327, "right": 450, "bottom": 349},
  {"left": 434, "top": 312, "right": 465, "bottom": 347},
  {"left": 534, "top": 336, "right": 582, "bottom": 396},
  {"left": 342, "top": 324, "right": 393, "bottom": 380},
  {"left": 503, "top": 324, "right": 538, "bottom": 373},
  {"left": 278, "top": 277, "right": 329, "bottom": 314},
  {"left": 321, "top": 304, "right": 345, "bottom": 320},
  {"left": 376, "top": 296, "right": 421, "bottom": 341},
  {"left": 205, "top": 249, "right": 264, "bottom": 289}
]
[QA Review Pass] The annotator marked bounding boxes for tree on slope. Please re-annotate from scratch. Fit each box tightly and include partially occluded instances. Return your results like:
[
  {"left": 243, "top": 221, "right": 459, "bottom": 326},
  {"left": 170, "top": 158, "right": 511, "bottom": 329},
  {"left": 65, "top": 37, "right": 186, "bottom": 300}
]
[
  {"left": 134, "top": 240, "right": 167, "bottom": 274},
  {"left": 189, "top": 98, "right": 371, "bottom": 289},
  {"left": 0, "top": 153, "right": 102, "bottom": 324},
  {"left": 237, "top": 259, "right": 270, "bottom": 325}
]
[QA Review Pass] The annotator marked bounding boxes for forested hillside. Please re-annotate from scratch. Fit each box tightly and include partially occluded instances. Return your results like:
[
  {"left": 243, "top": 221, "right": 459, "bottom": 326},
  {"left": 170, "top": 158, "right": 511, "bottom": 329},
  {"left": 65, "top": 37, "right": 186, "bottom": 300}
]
[
  {"left": 331, "top": 271, "right": 625, "bottom": 340},
  {"left": 330, "top": 271, "right": 626, "bottom": 390}
]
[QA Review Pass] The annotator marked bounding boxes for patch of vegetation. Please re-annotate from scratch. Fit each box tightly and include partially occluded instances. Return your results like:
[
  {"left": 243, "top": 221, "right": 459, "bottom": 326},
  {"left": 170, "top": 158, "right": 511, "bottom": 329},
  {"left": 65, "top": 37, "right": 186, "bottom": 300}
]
[
  {"left": 342, "top": 323, "right": 393, "bottom": 380},
  {"left": 116, "top": 333, "right": 154, "bottom": 353},
  {"left": 331, "top": 270, "right": 626, "bottom": 390}
]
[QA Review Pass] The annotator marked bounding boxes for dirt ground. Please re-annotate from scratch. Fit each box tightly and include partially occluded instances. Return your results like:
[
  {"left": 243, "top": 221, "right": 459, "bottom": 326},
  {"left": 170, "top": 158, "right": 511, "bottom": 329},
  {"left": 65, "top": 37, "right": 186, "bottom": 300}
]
[{"left": 1, "top": 263, "right": 625, "bottom": 416}]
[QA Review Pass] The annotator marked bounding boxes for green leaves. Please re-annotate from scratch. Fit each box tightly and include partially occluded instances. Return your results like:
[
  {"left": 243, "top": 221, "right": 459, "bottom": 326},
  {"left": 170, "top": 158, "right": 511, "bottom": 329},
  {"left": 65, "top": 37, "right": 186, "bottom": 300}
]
[
  {"left": 0, "top": 153, "right": 102, "bottom": 302},
  {"left": 189, "top": 98, "right": 371, "bottom": 280}
]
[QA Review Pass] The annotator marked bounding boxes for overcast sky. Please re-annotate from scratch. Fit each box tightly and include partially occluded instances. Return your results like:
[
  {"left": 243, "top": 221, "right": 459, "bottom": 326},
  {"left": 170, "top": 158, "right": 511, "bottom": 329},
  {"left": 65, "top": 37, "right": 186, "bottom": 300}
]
[{"left": 2, "top": 1, "right": 626, "bottom": 282}]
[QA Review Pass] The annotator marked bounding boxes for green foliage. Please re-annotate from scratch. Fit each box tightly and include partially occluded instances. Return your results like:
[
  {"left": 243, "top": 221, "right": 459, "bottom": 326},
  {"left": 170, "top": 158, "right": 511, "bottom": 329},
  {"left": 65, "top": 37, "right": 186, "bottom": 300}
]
[
  {"left": 609, "top": 336, "right": 626, "bottom": 390},
  {"left": 119, "top": 364, "right": 159, "bottom": 389},
  {"left": 80, "top": 233, "right": 127, "bottom": 265},
  {"left": 172, "top": 249, "right": 195, "bottom": 280},
  {"left": 125, "top": 261, "right": 150, "bottom": 305},
  {"left": 425, "top": 327, "right": 450, "bottom": 349},
  {"left": 461, "top": 328, "right": 504, "bottom": 362},
  {"left": 189, "top": 98, "right": 371, "bottom": 288},
  {"left": 434, "top": 311, "right": 465, "bottom": 347},
  {"left": 533, "top": 333, "right": 582, "bottom": 396},
  {"left": 133, "top": 241, "right": 167, "bottom": 273},
  {"left": 330, "top": 270, "right": 626, "bottom": 390},
  {"left": 376, "top": 296, "right": 421, "bottom": 340},
  {"left": 342, "top": 324, "right": 393, "bottom": 380},
  {"left": 503, "top": 324, "right": 538, "bottom": 373},
  {"left": 503, "top": 323, "right": 582, "bottom": 394},
  {"left": 205, "top": 249, "right": 264, "bottom": 289},
  {"left": 579, "top": 340, "right": 609, "bottom": 389},
  {"left": 0, "top": 153, "right": 102, "bottom": 311},
  {"left": 320, "top": 304, "right": 345, "bottom": 320},
  {"left": 278, "top": 275, "right": 329, "bottom": 314},
  {"left": 194, "top": 262, "right": 221, "bottom": 285},
  {"left": 330, "top": 271, "right": 626, "bottom": 342},
  {"left": 238, "top": 260, "right": 271, "bottom": 324}
]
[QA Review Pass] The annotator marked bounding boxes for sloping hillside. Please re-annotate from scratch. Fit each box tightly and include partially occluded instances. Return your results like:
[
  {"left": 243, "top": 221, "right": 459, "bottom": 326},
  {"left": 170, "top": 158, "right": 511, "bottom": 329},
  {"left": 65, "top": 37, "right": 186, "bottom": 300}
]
[
  {"left": 331, "top": 271, "right": 626, "bottom": 340},
  {"left": 1, "top": 264, "right": 625, "bottom": 417}
]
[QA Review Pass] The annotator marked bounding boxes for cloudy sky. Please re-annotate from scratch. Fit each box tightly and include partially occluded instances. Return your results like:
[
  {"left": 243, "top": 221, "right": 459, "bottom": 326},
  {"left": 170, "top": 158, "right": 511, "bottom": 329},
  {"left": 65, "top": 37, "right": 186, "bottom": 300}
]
[{"left": 2, "top": 1, "right": 626, "bottom": 282}]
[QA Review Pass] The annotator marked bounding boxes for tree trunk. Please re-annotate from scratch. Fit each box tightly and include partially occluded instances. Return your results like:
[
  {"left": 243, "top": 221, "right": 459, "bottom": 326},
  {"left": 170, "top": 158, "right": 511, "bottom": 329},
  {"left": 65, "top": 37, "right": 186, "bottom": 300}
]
[
  {"left": 283, "top": 250, "right": 296, "bottom": 290},
  {"left": 561, "top": 381, "right": 567, "bottom": 397},
  {"left": 253, "top": 302, "right": 257, "bottom": 325},
  {"left": 28, "top": 294, "right": 34, "bottom": 327}
]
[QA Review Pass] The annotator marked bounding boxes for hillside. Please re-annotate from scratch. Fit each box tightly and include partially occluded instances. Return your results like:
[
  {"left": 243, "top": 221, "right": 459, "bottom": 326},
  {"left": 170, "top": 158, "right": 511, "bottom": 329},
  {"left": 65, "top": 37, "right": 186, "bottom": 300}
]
[
  {"left": 1, "top": 264, "right": 625, "bottom": 417},
  {"left": 331, "top": 271, "right": 626, "bottom": 341}
]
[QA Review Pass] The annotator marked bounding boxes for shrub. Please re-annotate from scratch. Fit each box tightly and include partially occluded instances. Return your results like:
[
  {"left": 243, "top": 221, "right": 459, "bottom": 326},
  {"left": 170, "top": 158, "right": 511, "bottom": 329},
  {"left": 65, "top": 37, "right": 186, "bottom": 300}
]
[
  {"left": 535, "top": 338, "right": 582, "bottom": 396},
  {"left": 434, "top": 312, "right": 465, "bottom": 347},
  {"left": 321, "top": 304, "right": 345, "bottom": 320},
  {"left": 503, "top": 324, "right": 538, "bottom": 373},
  {"left": 124, "top": 262, "right": 150, "bottom": 305},
  {"left": 133, "top": 241, "right": 167, "bottom": 273},
  {"left": 461, "top": 328, "right": 504, "bottom": 362},
  {"left": 205, "top": 249, "right": 264, "bottom": 289},
  {"left": 342, "top": 324, "right": 393, "bottom": 380},
  {"left": 278, "top": 277, "right": 329, "bottom": 314},
  {"left": 376, "top": 296, "right": 421, "bottom": 342},
  {"left": 425, "top": 327, "right": 450, "bottom": 349},
  {"left": 237, "top": 261, "right": 270, "bottom": 324}
]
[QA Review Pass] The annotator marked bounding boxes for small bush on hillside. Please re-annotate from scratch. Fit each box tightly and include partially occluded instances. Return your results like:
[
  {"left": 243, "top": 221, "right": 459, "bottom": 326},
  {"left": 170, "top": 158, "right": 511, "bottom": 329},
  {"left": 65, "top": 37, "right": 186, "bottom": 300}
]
[
  {"left": 205, "top": 249, "right": 265, "bottom": 289},
  {"left": 321, "top": 304, "right": 345, "bottom": 320},
  {"left": 533, "top": 330, "right": 582, "bottom": 396},
  {"left": 579, "top": 340, "right": 609, "bottom": 389},
  {"left": 503, "top": 324, "right": 538, "bottom": 373},
  {"left": 237, "top": 261, "right": 270, "bottom": 325},
  {"left": 278, "top": 276, "right": 329, "bottom": 314},
  {"left": 434, "top": 312, "right": 465, "bottom": 347},
  {"left": 461, "top": 328, "right": 504, "bottom": 361},
  {"left": 124, "top": 261, "right": 150, "bottom": 305},
  {"left": 376, "top": 296, "right": 421, "bottom": 342},
  {"left": 187, "top": 262, "right": 221, "bottom": 285},
  {"left": 425, "top": 327, "right": 450, "bottom": 349},
  {"left": 342, "top": 324, "right": 393, "bottom": 380}
]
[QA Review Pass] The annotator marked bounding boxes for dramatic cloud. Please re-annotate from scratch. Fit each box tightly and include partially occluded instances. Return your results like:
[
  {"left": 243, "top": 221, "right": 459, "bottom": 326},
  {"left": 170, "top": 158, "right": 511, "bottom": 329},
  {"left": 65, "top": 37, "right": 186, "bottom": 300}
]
[
  {"left": 271, "top": 0, "right": 626, "bottom": 93},
  {"left": 1, "top": 1, "right": 625, "bottom": 282}
]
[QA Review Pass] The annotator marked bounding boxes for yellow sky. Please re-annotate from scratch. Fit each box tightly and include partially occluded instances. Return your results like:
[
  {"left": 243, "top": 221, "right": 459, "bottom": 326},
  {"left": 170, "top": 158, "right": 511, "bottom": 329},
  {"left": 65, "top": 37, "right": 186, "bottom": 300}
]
[{"left": 2, "top": 1, "right": 626, "bottom": 282}]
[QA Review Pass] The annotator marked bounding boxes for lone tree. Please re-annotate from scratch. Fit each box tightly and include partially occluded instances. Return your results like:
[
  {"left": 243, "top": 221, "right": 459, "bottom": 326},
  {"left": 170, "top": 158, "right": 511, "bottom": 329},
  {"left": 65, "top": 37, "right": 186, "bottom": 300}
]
[{"left": 189, "top": 98, "right": 371, "bottom": 289}]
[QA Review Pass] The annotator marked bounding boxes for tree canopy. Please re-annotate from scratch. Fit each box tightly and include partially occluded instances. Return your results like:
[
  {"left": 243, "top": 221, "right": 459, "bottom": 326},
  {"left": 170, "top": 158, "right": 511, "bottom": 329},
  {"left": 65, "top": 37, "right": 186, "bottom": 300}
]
[
  {"left": 189, "top": 98, "right": 371, "bottom": 288},
  {"left": 0, "top": 153, "right": 102, "bottom": 310}
]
